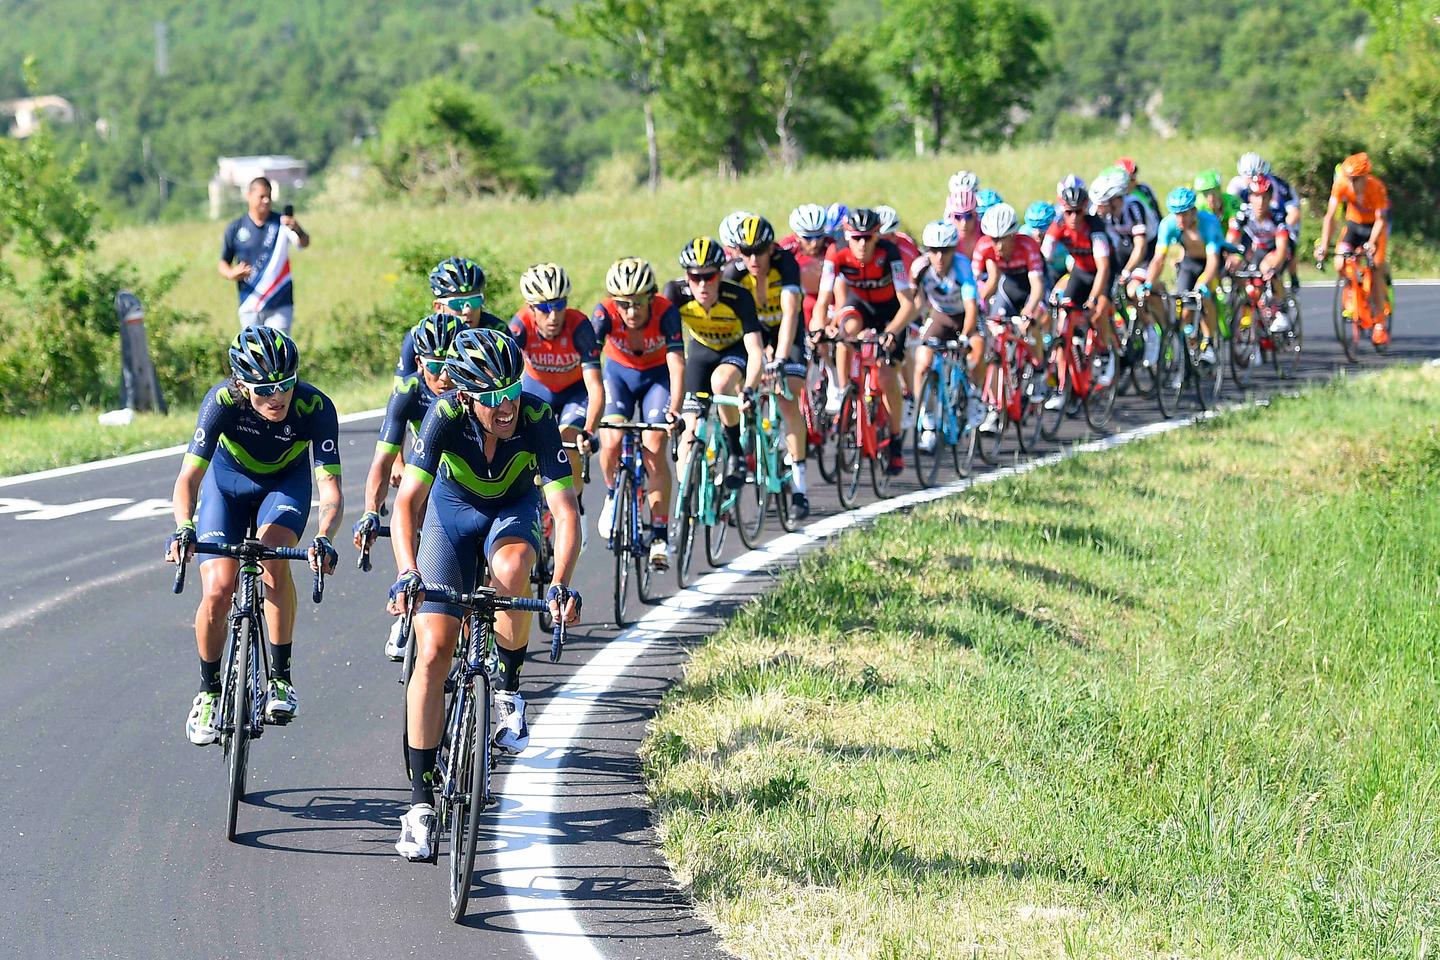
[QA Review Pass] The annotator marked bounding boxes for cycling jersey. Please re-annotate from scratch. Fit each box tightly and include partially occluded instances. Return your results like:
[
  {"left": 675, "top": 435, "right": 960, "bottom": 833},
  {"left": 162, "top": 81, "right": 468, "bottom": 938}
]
[
  {"left": 722, "top": 246, "right": 803, "bottom": 330},
  {"left": 777, "top": 233, "right": 833, "bottom": 296},
  {"left": 406, "top": 391, "right": 572, "bottom": 504},
  {"left": 884, "top": 231, "right": 921, "bottom": 271},
  {"left": 971, "top": 234, "right": 1045, "bottom": 279},
  {"left": 1097, "top": 196, "right": 1157, "bottom": 271},
  {"left": 376, "top": 374, "right": 441, "bottom": 455},
  {"left": 508, "top": 306, "right": 601, "bottom": 393},
  {"left": 186, "top": 381, "right": 341, "bottom": 480},
  {"left": 1228, "top": 173, "right": 1301, "bottom": 216},
  {"left": 1331, "top": 175, "right": 1389, "bottom": 225},
  {"left": 1043, "top": 215, "right": 1111, "bottom": 274},
  {"left": 661, "top": 278, "right": 763, "bottom": 351},
  {"left": 1229, "top": 203, "right": 1290, "bottom": 256},
  {"left": 590, "top": 295, "right": 683, "bottom": 370},
  {"left": 1132, "top": 183, "right": 1160, "bottom": 213},
  {"left": 912, "top": 255, "right": 978, "bottom": 317},
  {"left": 395, "top": 312, "right": 509, "bottom": 380},
  {"left": 1156, "top": 211, "right": 1224, "bottom": 259},
  {"left": 820, "top": 239, "right": 912, "bottom": 304}
]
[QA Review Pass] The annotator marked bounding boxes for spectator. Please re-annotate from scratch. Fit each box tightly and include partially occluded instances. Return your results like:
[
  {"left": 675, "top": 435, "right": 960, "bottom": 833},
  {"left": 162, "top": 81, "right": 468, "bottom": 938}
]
[{"left": 218, "top": 177, "right": 310, "bottom": 333}]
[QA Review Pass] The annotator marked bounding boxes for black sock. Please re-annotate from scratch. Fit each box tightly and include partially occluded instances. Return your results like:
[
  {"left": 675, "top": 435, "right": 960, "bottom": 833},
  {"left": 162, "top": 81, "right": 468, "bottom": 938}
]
[
  {"left": 409, "top": 747, "right": 438, "bottom": 806},
  {"left": 724, "top": 424, "right": 742, "bottom": 455},
  {"left": 269, "top": 642, "right": 292, "bottom": 683},
  {"left": 496, "top": 644, "right": 526, "bottom": 693},
  {"left": 200, "top": 657, "right": 221, "bottom": 695},
  {"left": 651, "top": 522, "right": 668, "bottom": 542}
]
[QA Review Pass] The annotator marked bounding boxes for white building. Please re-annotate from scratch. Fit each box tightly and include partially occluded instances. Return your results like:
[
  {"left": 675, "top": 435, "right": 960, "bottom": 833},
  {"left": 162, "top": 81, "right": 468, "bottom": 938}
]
[
  {"left": 209, "top": 155, "right": 308, "bottom": 219},
  {"left": 1, "top": 95, "right": 76, "bottom": 138}
]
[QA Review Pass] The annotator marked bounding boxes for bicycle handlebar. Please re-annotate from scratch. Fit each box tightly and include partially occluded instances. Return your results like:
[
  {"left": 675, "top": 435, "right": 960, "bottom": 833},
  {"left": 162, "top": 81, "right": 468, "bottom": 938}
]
[
  {"left": 173, "top": 541, "right": 325, "bottom": 603},
  {"left": 598, "top": 421, "right": 675, "bottom": 433},
  {"left": 358, "top": 524, "right": 393, "bottom": 572},
  {"left": 405, "top": 581, "right": 568, "bottom": 662}
]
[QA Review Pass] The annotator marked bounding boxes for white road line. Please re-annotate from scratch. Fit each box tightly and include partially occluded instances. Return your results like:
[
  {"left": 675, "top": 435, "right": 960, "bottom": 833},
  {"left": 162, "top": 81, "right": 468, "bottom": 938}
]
[
  {"left": 0, "top": 407, "right": 386, "bottom": 490},
  {"left": 498, "top": 401, "right": 1253, "bottom": 960},
  {"left": 0, "top": 562, "right": 154, "bottom": 634}
]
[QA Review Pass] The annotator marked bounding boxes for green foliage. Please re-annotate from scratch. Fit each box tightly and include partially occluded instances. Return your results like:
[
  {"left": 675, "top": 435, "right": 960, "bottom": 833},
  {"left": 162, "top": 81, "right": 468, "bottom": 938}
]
[{"left": 370, "top": 78, "right": 539, "bottom": 201}]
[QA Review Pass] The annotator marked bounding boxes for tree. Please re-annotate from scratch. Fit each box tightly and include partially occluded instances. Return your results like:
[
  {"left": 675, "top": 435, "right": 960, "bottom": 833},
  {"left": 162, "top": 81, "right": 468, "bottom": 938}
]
[{"left": 877, "top": 0, "right": 1050, "bottom": 155}]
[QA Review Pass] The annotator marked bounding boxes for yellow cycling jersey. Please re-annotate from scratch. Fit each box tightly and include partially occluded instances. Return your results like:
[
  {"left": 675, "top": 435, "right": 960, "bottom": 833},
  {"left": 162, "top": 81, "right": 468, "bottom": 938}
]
[
  {"left": 661, "top": 277, "right": 763, "bottom": 350},
  {"left": 722, "top": 247, "right": 802, "bottom": 330}
]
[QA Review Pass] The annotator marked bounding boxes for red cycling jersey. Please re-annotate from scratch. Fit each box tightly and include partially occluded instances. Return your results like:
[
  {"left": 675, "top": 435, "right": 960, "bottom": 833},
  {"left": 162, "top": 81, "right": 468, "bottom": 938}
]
[
  {"left": 971, "top": 234, "right": 1044, "bottom": 278},
  {"left": 885, "top": 231, "right": 921, "bottom": 272},
  {"left": 1043, "top": 215, "right": 1111, "bottom": 275},
  {"left": 820, "top": 239, "right": 912, "bottom": 305},
  {"left": 589, "top": 295, "right": 684, "bottom": 371},
  {"left": 509, "top": 306, "right": 601, "bottom": 391}
]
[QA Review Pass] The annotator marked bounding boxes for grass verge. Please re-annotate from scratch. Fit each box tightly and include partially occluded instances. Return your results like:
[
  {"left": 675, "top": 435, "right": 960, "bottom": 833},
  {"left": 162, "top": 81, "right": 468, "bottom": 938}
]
[
  {"left": 643, "top": 364, "right": 1440, "bottom": 959},
  {"left": 1, "top": 375, "right": 393, "bottom": 478}
]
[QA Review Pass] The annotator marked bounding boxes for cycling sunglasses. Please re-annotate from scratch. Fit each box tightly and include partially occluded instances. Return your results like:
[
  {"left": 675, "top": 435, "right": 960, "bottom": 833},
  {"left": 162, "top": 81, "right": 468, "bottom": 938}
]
[
  {"left": 738, "top": 244, "right": 770, "bottom": 257},
  {"left": 419, "top": 357, "right": 447, "bottom": 376},
  {"left": 845, "top": 232, "right": 875, "bottom": 241},
  {"left": 686, "top": 270, "right": 720, "bottom": 283},
  {"left": 950, "top": 212, "right": 976, "bottom": 222},
  {"left": 242, "top": 375, "right": 297, "bottom": 397},
  {"left": 442, "top": 292, "right": 486, "bottom": 312},
  {"left": 464, "top": 378, "right": 522, "bottom": 408},
  {"left": 534, "top": 298, "right": 568, "bottom": 314},
  {"left": 612, "top": 295, "right": 650, "bottom": 311}
]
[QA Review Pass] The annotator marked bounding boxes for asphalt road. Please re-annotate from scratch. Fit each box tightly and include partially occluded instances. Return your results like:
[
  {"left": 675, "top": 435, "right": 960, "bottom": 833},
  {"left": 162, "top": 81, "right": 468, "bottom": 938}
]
[{"left": 1, "top": 285, "right": 1435, "bottom": 960}]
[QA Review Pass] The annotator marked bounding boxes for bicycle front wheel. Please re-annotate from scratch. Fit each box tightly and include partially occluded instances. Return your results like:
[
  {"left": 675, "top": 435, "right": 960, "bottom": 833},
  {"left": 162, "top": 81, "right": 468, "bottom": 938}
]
[
  {"left": 1229, "top": 300, "right": 1258, "bottom": 390},
  {"left": 1333, "top": 275, "right": 1358, "bottom": 363},
  {"left": 1195, "top": 335, "right": 1224, "bottom": 410},
  {"left": 835, "top": 385, "right": 862, "bottom": 509},
  {"left": 735, "top": 427, "right": 766, "bottom": 549},
  {"left": 912, "top": 371, "right": 944, "bottom": 488},
  {"left": 704, "top": 446, "right": 730, "bottom": 567},
  {"left": 224, "top": 619, "right": 252, "bottom": 843},
  {"left": 634, "top": 479, "right": 657, "bottom": 603},
  {"left": 448, "top": 685, "right": 487, "bottom": 923},
  {"left": 1273, "top": 299, "right": 1303, "bottom": 378},
  {"left": 809, "top": 379, "right": 838, "bottom": 484},
  {"left": 675, "top": 451, "right": 703, "bottom": 590},
  {"left": 612, "top": 472, "right": 633, "bottom": 626},
  {"left": 868, "top": 397, "right": 892, "bottom": 500},
  {"left": 1157, "top": 323, "right": 1186, "bottom": 417},
  {"left": 1016, "top": 361, "right": 1046, "bottom": 451},
  {"left": 1038, "top": 347, "right": 1069, "bottom": 441}
]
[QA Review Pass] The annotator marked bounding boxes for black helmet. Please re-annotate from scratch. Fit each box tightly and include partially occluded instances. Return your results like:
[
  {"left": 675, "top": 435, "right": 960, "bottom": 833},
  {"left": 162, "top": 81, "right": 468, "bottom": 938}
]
[
  {"left": 429, "top": 256, "right": 486, "bottom": 297},
  {"left": 844, "top": 207, "right": 881, "bottom": 234},
  {"left": 678, "top": 236, "right": 727, "bottom": 271},
  {"left": 445, "top": 327, "right": 523, "bottom": 393},
  {"left": 1059, "top": 184, "right": 1088, "bottom": 211},
  {"left": 229, "top": 326, "right": 298, "bottom": 383},
  {"left": 736, "top": 215, "right": 775, "bottom": 250},
  {"left": 412, "top": 313, "right": 462, "bottom": 360}
]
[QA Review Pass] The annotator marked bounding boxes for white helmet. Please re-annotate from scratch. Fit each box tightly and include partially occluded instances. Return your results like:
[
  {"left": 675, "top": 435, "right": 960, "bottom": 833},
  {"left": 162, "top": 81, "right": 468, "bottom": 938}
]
[
  {"left": 718, "top": 210, "right": 755, "bottom": 248},
  {"left": 519, "top": 262, "right": 571, "bottom": 304},
  {"left": 1237, "top": 152, "right": 1270, "bottom": 177},
  {"left": 948, "top": 170, "right": 979, "bottom": 195},
  {"left": 874, "top": 204, "right": 901, "bottom": 234},
  {"left": 1090, "top": 170, "right": 1127, "bottom": 205},
  {"left": 604, "top": 257, "right": 657, "bottom": 297},
  {"left": 921, "top": 219, "right": 960, "bottom": 249},
  {"left": 789, "top": 203, "right": 827, "bottom": 238},
  {"left": 980, "top": 202, "right": 1019, "bottom": 239}
]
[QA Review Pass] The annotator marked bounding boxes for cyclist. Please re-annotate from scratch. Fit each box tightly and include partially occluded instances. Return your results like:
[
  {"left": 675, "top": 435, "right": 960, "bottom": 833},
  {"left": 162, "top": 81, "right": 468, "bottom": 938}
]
[
  {"left": 824, "top": 202, "right": 850, "bottom": 243},
  {"left": 165, "top": 327, "right": 342, "bottom": 745},
  {"left": 812, "top": 207, "right": 918, "bottom": 475},
  {"left": 943, "top": 189, "right": 982, "bottom": 260},
  {"left": 1043, "top": 180, "right": 1117, "bottom": 385},
  {"left": 875, "top": 205, "right": 921, "bottom": 272},
  {"left": 976, "top": 189, "right": 1004, "bottom": 219},
  {"left": 1144, "top": 187, "right": 1224, "bottom": 364},
  {"left": 909, "top": 218, "right": 980, "bottom": 446},
  {"left": 396, "top": 256, "right": 509, "bottom": 381},
  {"left": 1195, "top": 170, "right": 1240, "bottom": 228},
  {"left": 354, "top": 313, "right": 462, "bottom": 659},
  {"left": 972, "top": 202, "right": 1047, "bottom": 428},
  {"left": 1022, "top": 201, "right": 1066, "bottom": 293},
  {"left": 509, "top": 262, "right": 603, "bottom": 535},
  {"left": 719, "top": 210, "right": 757, "bottom": 260},
  {"left": 1091, "top": 168, "right": 1157, "bottom": 303},
  {"left": 722, "top": 214, "right": 813, "bottom": 519},
  {"left": 388, "top": 327, "right": 582, "bottom": 862},
  {"left": 591, "top": 257, "right": 685, "bottom": 569},
  {"left": 1115, "top": 157, "right": 1160, "bottom": 214},
  {"left": 663, "top": 237, "right": 766, "bottom": 487},
  {"left": 1315, "top": 151, "right": 1391, "bottom": 341},
  {"left": 779, "top": 203, "right": 833, "bottom": 323},
  {"left": 1227, "top": 173, "right": 1295, "bottom": 331},
  {"left": 1230, "top": 153, "right": 1303, "bottom": 292}
]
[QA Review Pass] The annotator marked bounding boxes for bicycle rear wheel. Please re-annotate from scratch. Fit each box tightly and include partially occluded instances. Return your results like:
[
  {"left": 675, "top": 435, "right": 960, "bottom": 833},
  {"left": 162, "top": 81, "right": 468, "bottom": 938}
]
[
  {"left": 912, "top": 371, "right": 944, "bottom": 488},
  {"left": 224, "top": 619, "right": 252, "bottom": 843},
  {"left": 1273, "top": 298, "right": 1303, "bottom": 378},
  {"left": 1039, "top": 346, "right": 1069, "bottom": 441},
  {"left": 612, "top": 472, "right": 633, "bottom": 626},
  {"left": 675, "top": 452, "right": 703, "bottom": 590},
  {"left": 735, "top": 423, "right": 766, "bottom": 549},
  {"left": 1156, "top": 323, "right": 1186, "bottom": 417},
  {"left": 949, "top": 371, "right": 974, "bottom": 478},
  {"left": 1229, "top": 300, "right": 1258, "bottom": 390},
  {"left": 835, "top": 385, "right": 862, "bottom": 509},
  {"left": 1083, "top": 343, "right": 1118, "bottom": 431}
]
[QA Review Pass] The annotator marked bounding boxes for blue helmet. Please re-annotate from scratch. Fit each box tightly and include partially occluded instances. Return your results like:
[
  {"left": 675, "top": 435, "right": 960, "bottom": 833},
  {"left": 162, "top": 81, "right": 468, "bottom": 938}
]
[
  {"left": 1024, "top": 201, "right": 1056, "bottom": 230},
  {"left": 976, "top": 188, "right": 1004, "bottom": 216},
  {"left": 1166, "top": 187, "right": 1197, "bottom": 214},
  {"left": 824, "top": 202, "right": 849, "bottom": 236}
]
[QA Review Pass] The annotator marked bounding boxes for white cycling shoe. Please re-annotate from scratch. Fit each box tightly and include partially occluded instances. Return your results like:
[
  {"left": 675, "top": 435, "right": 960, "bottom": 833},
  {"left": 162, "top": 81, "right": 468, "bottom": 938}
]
[
  {"left": 384, "top": 619, "right": 407, "bottom": 661},
  {"left": 493, "top": 691, "right": 530, "bottom": 755},
  {"left": 186, "top": 691, "right": 219, "bottom": 746},
  {"left": 395, "top": 803, "right": 437, "bottom": 861},
  {"left": 597, "top": 493, "right": 617, "bottom": 538},
  {"left": 979, "top": 409, "right": 1001, "bottom": 434},
  {"left": 648, "top": 537, "right": 671, "bottom": 570},
  {"left": 265, "top": 678, "right": 298, "bottom": 721}
]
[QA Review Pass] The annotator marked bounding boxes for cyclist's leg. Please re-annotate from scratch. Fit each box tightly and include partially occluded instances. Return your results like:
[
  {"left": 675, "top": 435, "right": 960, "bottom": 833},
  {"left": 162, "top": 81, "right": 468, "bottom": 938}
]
[
  {"left": 554, "top": 383, "right": 589, "bottom": 495},
  {"left": 638, "top": 370, "right": 673, "bottom": 540},
  {"left": 1372, "top": 224, "right": 1390, "bottom": 322},
  {"left": 193, "top": 465, "right": 252, "bottom": 667},
  {"left": 599, "top": 364, "right": 642, "bottom": 489},
  {"left": 780, "top": 339, "right": 808, "bottom": 465},
  {"left": 253, "top": 462, "right": 309, "bottom": 660},
  {"left": 486, "top": 518, "right": 542, "bottom": 666},
  {"left": 679, "top": 344, "right": 723, "bottom": 469},
  {"left": 710, "top": 352, "right": 747, "bottom": 481}
]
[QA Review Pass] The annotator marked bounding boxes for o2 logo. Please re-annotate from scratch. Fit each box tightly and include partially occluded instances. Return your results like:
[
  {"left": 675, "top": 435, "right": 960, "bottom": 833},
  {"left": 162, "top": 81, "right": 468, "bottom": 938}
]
[
  {"left": 321, "top": 439, "right": 337, "bottom": 453},
  {"left": 194, "top": 428, "right": 205, "bottom": 444}
]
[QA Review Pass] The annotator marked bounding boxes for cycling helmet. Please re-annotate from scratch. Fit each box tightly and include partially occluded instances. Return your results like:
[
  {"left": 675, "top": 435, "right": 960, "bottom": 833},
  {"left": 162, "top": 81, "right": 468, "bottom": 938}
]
[
  {"left": 1341, "top": 152, "right": 1371, "bottom": 177},
  {"left": 980, "top": 202, "right": 1019, "bottom": 239},
  {"left": 736, "top": 214, "right": 775, "bottom": 249},
  {"left": 874, "top": 204, "right": 901, "bottom": 234},
  {"left": 412, "top": 313, "right": 462, "bottom": 359},
  {"left": 789, "top": 203, "right": 828, "bottom": 238},
  {"left": 1248, "top": 173, "right": 1273, "bottom": 195},
  {"left": 921, "top": 219, "right": 960, "bottom": 249},
  {"left": 1166, "top": 186, "right": 1197, "bottom": 214},
  {"left": 445, "top": 327, "right": 524, "bottom": 394},
  {"left": 948, "top": 170, "right": 980, "bottom": 195},
  {"left": 946, "top": 189, "right": 978, "bottom": 216},
  {"left": 1116, "top": 156, "right": 1138, "bottom": 177},
  {"left": 429, "top": 256, "right": 486, "bottom": 297},
  {"left": 1237, "top": 152, "right": 1270, "bottom": 177},
  {"left": 1193, "top": 169, "right": 1223, "bottom": 192},
  {"left": 1057, "top": 173, "right": 1086, "bottom": 197},
  {"left": 1090, "top": 170, "right": 1127, "bottom": 204},
  {"left": 1058, "top": 183, "right": 1088, "bottom": 211},
  {"left": 718, "top": 211, "right": 755, "bottom": 249},
  {"left": 824, "top": 202, "right": 850, "bottom": 235},
  {"left": 1024, "top": 201, "right": 1056, "bottom": 230},
  {"left": 604, "top": 257, "right": 658, "bottom": 297},
  {"left": 229, "top": 326, "right": 298, "bottom": 383},
  {"left": 976, "top": 188, "right": 1004, "bottom": 216},
  {"left": 844, "top": 207, "right": 882, "bottom": 234},
  {"left": 678, "top": 236, "right": 727, "bottom": 271},
  {"left": 518, "top": 262, "right": 572, "bottom": 304}
]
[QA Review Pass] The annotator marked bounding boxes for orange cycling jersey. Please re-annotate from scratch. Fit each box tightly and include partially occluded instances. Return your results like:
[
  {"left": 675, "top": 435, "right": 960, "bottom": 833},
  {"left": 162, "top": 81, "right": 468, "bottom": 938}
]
[
  {"left": 1332, "top": 176, "right": 1389, "bottom": 225},
  {"left": 509, "top": 306, "right": 601, "bottom": 392}
]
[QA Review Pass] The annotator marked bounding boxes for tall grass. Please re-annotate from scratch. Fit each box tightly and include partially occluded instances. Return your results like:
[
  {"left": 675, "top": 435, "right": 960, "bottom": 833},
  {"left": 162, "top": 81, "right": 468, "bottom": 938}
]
[{"left": 643, "top": 365, "right": 1440, "bottom": 959}]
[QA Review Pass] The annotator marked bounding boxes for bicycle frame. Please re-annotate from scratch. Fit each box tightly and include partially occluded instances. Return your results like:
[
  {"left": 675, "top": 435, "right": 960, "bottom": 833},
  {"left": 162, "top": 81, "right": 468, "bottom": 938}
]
[
  {"left": 752, "top": 380, "right": 794, "bottom": 499},
  {"left": 1052, "top": 299, "right": 1098, "bottom": 399},
  {"left": 845, "top": 340, "right": 889, "bottom": 460},
  {"left": 925, "top": 339, "right": 969, "bottom": 447}
]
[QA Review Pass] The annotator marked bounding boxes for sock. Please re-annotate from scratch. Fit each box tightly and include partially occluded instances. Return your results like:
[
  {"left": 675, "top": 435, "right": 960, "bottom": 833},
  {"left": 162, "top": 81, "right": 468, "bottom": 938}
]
[
  {"left": 791, "top": 461, "right": 807, "bottom": 495},
  {"left": 269, "top": 642, "right": 292, "bottom": 683},
  {"left": 651, "top": 521, "right": 669, "bottom": 542},
  {"left": 409, "top": 747, "right": 438, "bottom": 807},
  {"left": 496, "top": 644, "right": 526, "bottom": 693},
  {"left": 200, "top": 657, "right": 221, "bottom": 695},
  {"left": 724, "top": 424, "right": 742, "bottom": 455}
]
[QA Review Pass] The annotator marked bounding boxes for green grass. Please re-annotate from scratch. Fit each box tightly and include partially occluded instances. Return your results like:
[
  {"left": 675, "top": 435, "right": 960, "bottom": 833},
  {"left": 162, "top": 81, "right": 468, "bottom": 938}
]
[
  {"left": 1, "top": 374, "right": 393, "bottom": 477},
  {"left": 643, "top": 364, "right": 1440, "bottom": 959}
]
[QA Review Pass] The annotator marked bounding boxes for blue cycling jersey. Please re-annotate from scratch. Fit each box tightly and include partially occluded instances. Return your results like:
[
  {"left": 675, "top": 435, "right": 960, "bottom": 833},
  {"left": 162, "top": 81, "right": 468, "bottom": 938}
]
[
  {"left": 405, "top": 391, "right": 572, "bottom": 505},
  {"left": 186, "top": 381, "right": 341, "bottom": 479},
  {"left": 376, "top": 374, "right": 441, "bottom": 454},
  {"left": 1157, "top": 210, "right": 1224, "bottom": 258},
  {"left": 394, "top": 312, "right": 509, "bottom": 380}
]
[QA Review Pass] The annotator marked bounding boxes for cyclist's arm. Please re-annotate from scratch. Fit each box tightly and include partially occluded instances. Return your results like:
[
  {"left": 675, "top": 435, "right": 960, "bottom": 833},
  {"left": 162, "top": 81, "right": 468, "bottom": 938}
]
[
  {"left": 1090, "top": 250, "right": 1111, "bottom": 303},
  {"left": 364, "top": 384, "right": 416, "bottom": 516},
  {"left": 315, "top": 472, "right": 344, "bottom": 542},
  {"left": 977, "top": 263, "right": 999, "bottom": 301},
  {"left": 581, "top": 365, "right": 604, "bottom": 435},
  {"left": 662, "top": 304, "right": 686, "bottom": 418},
  {"left": 742, "top": 330, "right": 766, "bottom": 390},
  {"left": 777, "top": 286, "right": 802, "bottom": 360},
  {"left": 535, "top": 406, "right": 579, "bottom": 584},
  {"left": 1025, "top": 270, "right": 1045, "bottom": 317},
  {"left": 171, "top": 459, "right": 205, "bottom": 530},
  {"left": 1369, "top": 207, "right": 1389, "bottom": 251},
  {"left": 173, "top": 384, "right": 229, "bottom": 529},
  {"left": 1316, "top": 195, "right": 1342, "bottom": 255},
  {"left": 887, "top": 286, "right": 918, "bottom": 336},
  {"left": 1122, "top": 232, "right": 1147, "bottom": 277},
  {"left": 391, "top": 398, "right": 455, "bottom": 574},
  {"left": 812, "top": 257, "right": 838, "bottom": 330}
]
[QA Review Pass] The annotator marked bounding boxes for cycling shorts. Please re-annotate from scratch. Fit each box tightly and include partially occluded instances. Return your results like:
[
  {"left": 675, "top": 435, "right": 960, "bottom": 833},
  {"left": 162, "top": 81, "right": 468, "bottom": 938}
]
[
  {"left": 1338, "top": 221, "right": 1387, "bottom": 265},
  {"left": 683, "top": 340, "right": 748, "bottom": 410},
  {"left": 604, "top": 362, "right": 671, "bottom": 422},
  {"left": 836, "top": 296, "right": 905, "bottom": 361},
  {"left": 988, "top": 274, "right": 1032, "bottom": 319},
  {"left": 760, "top": 324, "right": 808, "bottom": 379},
  {"left": 522, "top": 376, "right": 588, "bottom": 430},
  {"left": 1061, "top": 268, "right": 1099, "bottom": 306},
  {"left": 1175, "top": 257, "right": 1211, "bottom": 297},
  {"left": 415, "top": 479, "right": 542, "bottom": 619},
  {"left": 194, "top": 451, "right": 310, "bottom": 560},
  {"left": 919, "top": 309, "right": 964, "bottom": 342}
]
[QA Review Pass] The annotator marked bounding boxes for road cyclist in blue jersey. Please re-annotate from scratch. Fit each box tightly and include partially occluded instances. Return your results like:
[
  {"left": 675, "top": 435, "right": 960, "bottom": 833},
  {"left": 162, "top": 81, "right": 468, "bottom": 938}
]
[
  {"left": 908, "top": 218, "right": 980, "bottom": 441},
  {"left": 395, "top": 256, "right": 511, "bottom": 382},
  {"left": 165, "top": 326, "right": 343, "bottom": 746},
  {"left": 1144, "top": 187, "right": 1225, "bottom": 365},
  {"left": 386, "top": 327, "right": 583, "bottom": 862},
  {"left": 353, "top": 312, "right": 463, "bottom": 659}
]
